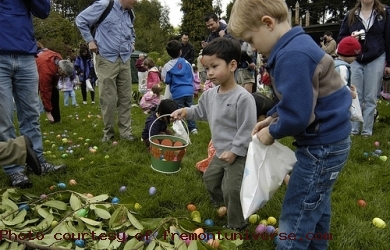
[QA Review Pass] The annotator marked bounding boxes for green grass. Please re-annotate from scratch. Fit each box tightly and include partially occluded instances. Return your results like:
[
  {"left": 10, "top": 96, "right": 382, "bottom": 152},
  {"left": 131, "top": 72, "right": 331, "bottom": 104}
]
[{"left": 1, "top": 86, "right": 389, "bottom": 249}]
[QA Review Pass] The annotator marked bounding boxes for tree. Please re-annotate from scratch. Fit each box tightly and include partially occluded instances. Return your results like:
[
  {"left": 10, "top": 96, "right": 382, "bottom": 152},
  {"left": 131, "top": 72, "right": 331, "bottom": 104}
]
[
  {"left": 181, "top": 0, "right": 213, "bottom": 53},
  {"left": 133, "top": 0, "right": 174, "bottom": 54}
]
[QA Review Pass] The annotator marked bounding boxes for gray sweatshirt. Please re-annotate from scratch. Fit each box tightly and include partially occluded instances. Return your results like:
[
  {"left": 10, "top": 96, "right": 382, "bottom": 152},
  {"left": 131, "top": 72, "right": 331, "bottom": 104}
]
[{"left": 186, "top": 85, "right": 256, "bottom": 157}]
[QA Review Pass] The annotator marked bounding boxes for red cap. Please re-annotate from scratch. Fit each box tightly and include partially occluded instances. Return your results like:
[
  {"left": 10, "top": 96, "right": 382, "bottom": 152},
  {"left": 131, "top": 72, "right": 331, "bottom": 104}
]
[{"left": 337, "top": 36, "right": 362, "bottom": 57}]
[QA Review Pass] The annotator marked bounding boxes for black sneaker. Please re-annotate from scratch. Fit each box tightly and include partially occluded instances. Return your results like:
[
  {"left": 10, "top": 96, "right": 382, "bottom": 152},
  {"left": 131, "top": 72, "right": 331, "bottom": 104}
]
[
  {"left": 10, "top": 172, "right": 32, "bottom": 189},
  {"left": 24, "top": 135, "right": 41, "bottom": 175},
  {"left": 41, "top": 162, "right": 66, "bottom": 174}
]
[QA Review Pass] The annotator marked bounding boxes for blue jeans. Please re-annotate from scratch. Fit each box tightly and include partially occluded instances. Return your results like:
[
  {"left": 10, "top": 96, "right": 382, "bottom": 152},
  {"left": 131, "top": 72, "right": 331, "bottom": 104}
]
[
  {"left": 277, "top": 138, "right": 351, "bottom": 250},
  {"left": 174, "top": 95, "right": 197, "bottom": 132},
  {"left": 351, "top": 53, "right": 385, "bottom": 136},
  {"left": 0, "top": 54, "right": 45, "bottom": 175},
  {"left": 64, "top": 90, "right": 77, "bottom": 106}
]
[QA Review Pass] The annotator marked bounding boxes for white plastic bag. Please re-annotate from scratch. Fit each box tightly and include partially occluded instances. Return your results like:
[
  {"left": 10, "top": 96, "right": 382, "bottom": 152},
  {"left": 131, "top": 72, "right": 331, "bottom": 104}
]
[
  {"left": 172, "top": 120, "right": 190, "bottom": 144},
  {"left": 241, "top": 135, "right": 296, "bottom": 219},
  {"left": 162, "top": 84, "right": 172, "bottom": 100},
  {"left": 86, "top": 79, "right": 94, "bottom": 92},
  {"left": 350, "top": 94, "right": 363, "bottom": 122}
]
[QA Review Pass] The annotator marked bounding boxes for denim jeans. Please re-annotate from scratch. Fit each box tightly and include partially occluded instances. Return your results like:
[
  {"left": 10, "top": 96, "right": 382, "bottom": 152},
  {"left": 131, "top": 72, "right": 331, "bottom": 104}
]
[
  {"left": 277, "top": 137, "right": 351, "bottom": 250},
  {"left": 64, "top": 90, "right": 77, "bottom": 106},
  {"left": 174, "top": 95, "right": 197, "bottom": 132},
  {"left": 351, "top": 53, "right": 385, "bottom": 136},
  {"left": 0, "top": 54, "right": 45, "bottom": 175}
]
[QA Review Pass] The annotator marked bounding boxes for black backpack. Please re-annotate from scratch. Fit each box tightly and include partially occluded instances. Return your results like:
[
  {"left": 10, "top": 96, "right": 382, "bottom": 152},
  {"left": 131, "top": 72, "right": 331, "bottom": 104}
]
[{"left": 90, "top": 0, "right": 135, "bottom": 37}]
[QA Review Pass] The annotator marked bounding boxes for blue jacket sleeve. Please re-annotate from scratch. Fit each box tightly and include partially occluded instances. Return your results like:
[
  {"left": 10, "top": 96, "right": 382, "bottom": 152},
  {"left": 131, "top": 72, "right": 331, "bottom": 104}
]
[{"left": 30, "top": 0, "right": 51, "bottom": 19}]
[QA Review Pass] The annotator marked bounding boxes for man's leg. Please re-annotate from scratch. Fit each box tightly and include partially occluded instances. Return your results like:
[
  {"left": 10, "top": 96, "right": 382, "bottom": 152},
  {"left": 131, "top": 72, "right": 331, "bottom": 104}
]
[
  {"left": 96, "top": 55, "right": 120, "bottom": 141},
  {"left": 117, "top": 59, "right": 133, "bottom": 140}
]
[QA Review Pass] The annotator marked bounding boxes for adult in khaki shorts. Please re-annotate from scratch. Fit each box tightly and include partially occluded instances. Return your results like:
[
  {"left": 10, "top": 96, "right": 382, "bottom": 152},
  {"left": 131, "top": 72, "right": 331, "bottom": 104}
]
[{"left": 237, "top": 41, "right": 257, "bottom": 93}]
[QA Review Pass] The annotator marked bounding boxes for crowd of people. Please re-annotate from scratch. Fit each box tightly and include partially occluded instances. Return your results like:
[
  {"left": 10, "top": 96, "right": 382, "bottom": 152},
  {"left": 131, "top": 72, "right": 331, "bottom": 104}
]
[{"left": 1, "top": 0, "right": 389, "bottom": 249}]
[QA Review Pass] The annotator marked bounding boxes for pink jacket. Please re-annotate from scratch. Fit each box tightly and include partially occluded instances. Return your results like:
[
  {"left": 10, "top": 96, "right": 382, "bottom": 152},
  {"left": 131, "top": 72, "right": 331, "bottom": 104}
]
[
  {"left": 146, "top": 67, "right": 161, "bottom": 90},
  {"left": 140, "top": 90, "right": 161, "bottom": 111}
]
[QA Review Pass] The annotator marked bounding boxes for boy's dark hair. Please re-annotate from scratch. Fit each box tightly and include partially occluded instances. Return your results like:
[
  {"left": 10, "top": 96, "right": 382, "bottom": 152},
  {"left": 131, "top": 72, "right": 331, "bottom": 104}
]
[
  {"left": 204, "top": 13, "right": 218, "bottom": 22},
  {"left": 166, "top": 40, "right": 182, "bottom": 58},
  {"left": 202, "top": 37, "right": 241, "bottom": 65},
  {"left": 156, "top": 99, "right": 178, "bottom": 117},
  {"left": 252, "top": 92, "right": 275, "bottom": 119},
  {"left": 324, "top": 31, "right": 333, "bottom": 37}
]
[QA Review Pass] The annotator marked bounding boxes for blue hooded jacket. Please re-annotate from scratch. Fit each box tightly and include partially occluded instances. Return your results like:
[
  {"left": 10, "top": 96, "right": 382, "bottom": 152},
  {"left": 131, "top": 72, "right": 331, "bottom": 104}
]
[{"left": 164, "top": 57, "right": 194, "bottom": 100}]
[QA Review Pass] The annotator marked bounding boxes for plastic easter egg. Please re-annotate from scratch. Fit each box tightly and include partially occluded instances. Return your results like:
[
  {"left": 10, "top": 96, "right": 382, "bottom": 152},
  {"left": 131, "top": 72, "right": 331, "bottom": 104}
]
[
  {"left": 187, "top": 204, "right": 197, "bottom": 212},
  {"left": 75, "top": 239, "right": 85, "bottom": 247},
  {"left": 357, "top": 199, "right": 366, "bottom": 207},
  {"left": 57, "top": 182, "right": 66, "bottom": 189},
  {"left": 372, "top": 218, "right": 386, "bottom": 228},
  {"left": 149, "top": 187, "right": 157, "bottom": 195},
  {"left": 217, "top": 206, "right": 227, "bottom": 217},
  {"left": 363, "top": 152, "right": 369, "bottom": 157},
  {"left": 249, "top": 214, "right": 260, "bottom": 224},
  {"left": 69, "top": 179, "right": 77, "bottom": 186},
  {"left": 192, "top": 217, "right": 201, "bottom": 223},
  {"left": 77, "top": 209, "right": 88, "bottom": 217},
  {"left": 259, "top": 219, "right": 268, "bottom": 225},
  {"left": 380, "top": 156, "right": 387, "bottom": 162},
  {"left": 112, "top": 141, "right": 118, "bottom": 146},
  {"left": 18, "top": 204, "right": 29, "bottom": 211},
  {"left": 40, "top": 194, "right": 47, "bottom": 199},
  {"left": 255, "top": 224, "right": 266, "bottom": 234},
  {"left": 267, "top": 216, "right": 277, "bottom": 225},
  {"left": 119, "top": 186, "right": 127, "bottom": 192},
  {"left": 207, "top": 238, "right": 220, "bottom": 248},
  {"left": 374, "top": 149, "right": 382, "bottom": 155},
  {"left": 374, "top": 141, "right": 380, "bottom": 147},
  {"left": 111, "top": 197, "right": 120, "bottom": 204},
  {"left": 134, "top": 203, "right": 142, "bottom": 210},
  {"left": 104, "top": 155, "right": 109, "bottom": 159},
  {"left": 204, "top": 219, "right": 214, "bottom": 227},
  {"left": 58, "top": 146, "right": 64, "bottom": 151},
  {"left": 266, "top": 225, "right": 275, "bottom": 234},
  {"left": 117, "top": 232, "right": 127, "bottom": 242},
  {"left": 191, "top": 211, "right": 201, "bottom": 219},
  {"left": 61, "top": 154, "right": 68, "bottom": 159}
]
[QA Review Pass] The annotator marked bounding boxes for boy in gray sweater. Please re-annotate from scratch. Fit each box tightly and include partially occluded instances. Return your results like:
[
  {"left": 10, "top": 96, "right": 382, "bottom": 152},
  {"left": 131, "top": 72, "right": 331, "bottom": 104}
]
[{"left": 171, "top": 37, "right": 256, "bottom": 230}]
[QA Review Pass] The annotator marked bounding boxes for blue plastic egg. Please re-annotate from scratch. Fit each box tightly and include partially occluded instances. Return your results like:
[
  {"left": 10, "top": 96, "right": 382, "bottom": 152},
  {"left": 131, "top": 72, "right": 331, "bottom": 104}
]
[{"left": 111, "top": 197, "right": 120, "bottom": 204}]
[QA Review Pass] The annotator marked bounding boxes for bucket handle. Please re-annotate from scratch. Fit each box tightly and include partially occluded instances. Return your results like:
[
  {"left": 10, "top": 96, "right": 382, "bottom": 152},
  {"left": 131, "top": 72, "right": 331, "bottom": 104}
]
[{"left": 148, "top": 114, "right": 190, "bottom": 145}]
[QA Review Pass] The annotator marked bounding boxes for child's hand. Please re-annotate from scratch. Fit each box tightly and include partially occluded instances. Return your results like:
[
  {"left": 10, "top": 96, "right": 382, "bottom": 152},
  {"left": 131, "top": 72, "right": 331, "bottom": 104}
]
[
  {"left": 251, "top": 116, "right": 273, "bottom": 136},
  {"left": 350, "top": 85, "right": 357, "bottom": 99},
  {"left": 256, "top": 127, "right": 275, "bottom": 145},
  {"left": 171, "top": 108, "right": 186, "bottom": 121},
  {"left": 219, "top": 151, "right": 237, "bottom": 164}
]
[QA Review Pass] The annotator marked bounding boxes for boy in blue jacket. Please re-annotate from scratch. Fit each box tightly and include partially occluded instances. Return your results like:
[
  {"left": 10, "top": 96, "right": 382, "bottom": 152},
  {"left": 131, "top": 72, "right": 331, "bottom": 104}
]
[
  {"left": 228, "top": 0, "right": 352, "bottom": 249},
  {"left": 161, "top": 40, "right": 198, "bottom": 134}
]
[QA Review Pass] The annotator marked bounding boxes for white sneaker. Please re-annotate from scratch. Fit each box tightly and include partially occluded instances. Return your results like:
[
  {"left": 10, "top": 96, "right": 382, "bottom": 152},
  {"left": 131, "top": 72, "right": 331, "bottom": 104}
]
[
  {"left": 190, "top": 129, "right": 198, "bottom": 135},
  {"left": 91, "top": 101, "right": 95, "bottom": 104},
  {"left": 83, "top": 101, "right": 87, "bottom": 105}
]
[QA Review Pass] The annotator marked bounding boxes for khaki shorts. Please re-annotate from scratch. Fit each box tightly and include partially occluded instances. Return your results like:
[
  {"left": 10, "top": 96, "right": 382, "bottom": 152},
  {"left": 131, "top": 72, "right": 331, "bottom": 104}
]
[{"left": 236, "top": 68, "right": 255, "bottom": 86}]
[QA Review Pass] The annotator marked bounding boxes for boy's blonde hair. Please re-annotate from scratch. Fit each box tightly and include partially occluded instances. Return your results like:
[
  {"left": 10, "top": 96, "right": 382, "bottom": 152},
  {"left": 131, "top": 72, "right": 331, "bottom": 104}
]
[{"left": 228, "top": 0, "right": 288, "bottom": 38}]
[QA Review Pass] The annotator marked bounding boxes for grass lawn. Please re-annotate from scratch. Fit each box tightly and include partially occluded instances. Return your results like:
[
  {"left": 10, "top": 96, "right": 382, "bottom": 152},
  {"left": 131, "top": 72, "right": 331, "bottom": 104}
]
[{"left": 1, "top": 85, "right": 389, "bottom": 250}]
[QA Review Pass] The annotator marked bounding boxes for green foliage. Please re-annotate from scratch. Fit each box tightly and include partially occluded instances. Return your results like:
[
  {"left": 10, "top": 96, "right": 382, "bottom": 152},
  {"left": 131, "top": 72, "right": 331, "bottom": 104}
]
[
  {"left": 133, "top": 0, "right": 175, "bottom": 54},
  {"left": 33, "top": 11, "right": 79, "bottom": 57}
]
